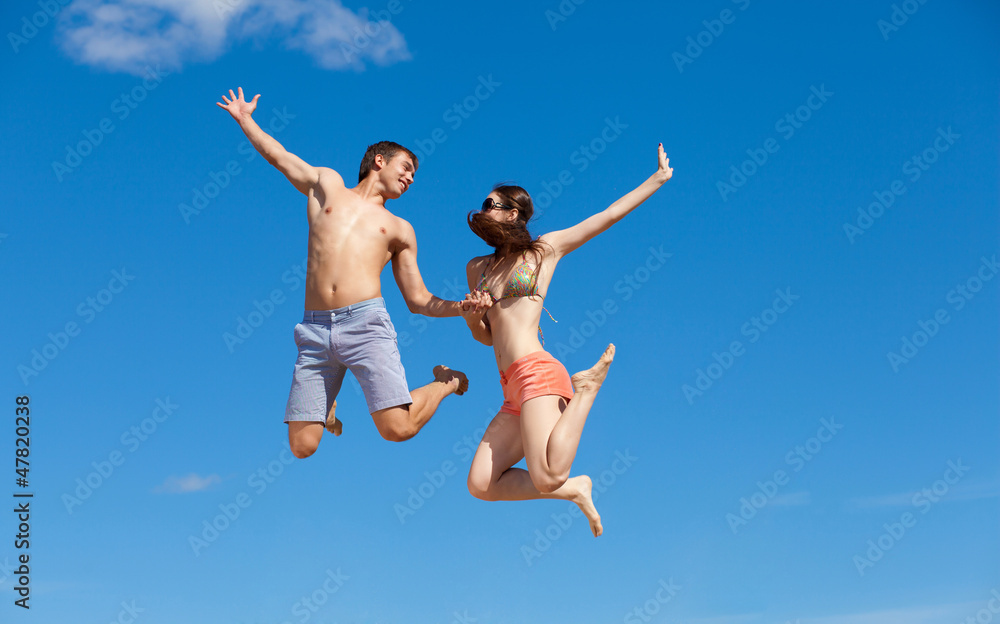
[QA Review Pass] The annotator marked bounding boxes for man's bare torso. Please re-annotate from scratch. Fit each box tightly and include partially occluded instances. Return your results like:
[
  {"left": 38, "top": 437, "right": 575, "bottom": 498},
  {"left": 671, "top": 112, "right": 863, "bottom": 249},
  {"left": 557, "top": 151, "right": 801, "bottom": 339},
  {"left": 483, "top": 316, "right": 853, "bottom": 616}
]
[{"left": 304, "top": 168, "right": 406, "bottom": 310}]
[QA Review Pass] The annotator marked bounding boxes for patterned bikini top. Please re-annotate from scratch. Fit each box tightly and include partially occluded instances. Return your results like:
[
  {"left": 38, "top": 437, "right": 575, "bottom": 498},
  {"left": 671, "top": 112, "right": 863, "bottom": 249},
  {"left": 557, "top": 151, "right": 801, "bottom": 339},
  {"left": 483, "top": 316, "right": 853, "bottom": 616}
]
[
  {"left": 475, "top": 253, "right": 557, "bottom": 343},
  {"left": 475, "top": 254, "right": 540, "bottom": 302}
]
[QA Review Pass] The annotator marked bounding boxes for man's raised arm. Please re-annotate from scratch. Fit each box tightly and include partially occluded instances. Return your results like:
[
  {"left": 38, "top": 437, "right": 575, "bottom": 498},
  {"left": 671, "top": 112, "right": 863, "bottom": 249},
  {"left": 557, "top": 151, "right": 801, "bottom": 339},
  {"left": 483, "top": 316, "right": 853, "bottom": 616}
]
[{"left": 217, "top": 87, "right": 320, "bottom": 195}]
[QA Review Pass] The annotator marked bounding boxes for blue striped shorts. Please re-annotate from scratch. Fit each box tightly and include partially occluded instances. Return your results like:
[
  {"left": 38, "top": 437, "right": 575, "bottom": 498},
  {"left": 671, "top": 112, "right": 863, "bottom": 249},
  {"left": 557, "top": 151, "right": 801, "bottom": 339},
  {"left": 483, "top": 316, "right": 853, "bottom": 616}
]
[{"left": 284, "top": 297, "right": 412, "bottom": 421}]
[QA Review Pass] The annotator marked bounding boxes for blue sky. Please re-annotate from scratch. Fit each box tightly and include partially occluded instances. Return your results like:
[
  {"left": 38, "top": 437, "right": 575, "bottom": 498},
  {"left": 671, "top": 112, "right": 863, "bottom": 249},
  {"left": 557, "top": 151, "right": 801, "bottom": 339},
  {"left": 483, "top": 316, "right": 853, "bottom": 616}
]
[{"left": 1, "top": 0, "right": 998, "bottom": 622}]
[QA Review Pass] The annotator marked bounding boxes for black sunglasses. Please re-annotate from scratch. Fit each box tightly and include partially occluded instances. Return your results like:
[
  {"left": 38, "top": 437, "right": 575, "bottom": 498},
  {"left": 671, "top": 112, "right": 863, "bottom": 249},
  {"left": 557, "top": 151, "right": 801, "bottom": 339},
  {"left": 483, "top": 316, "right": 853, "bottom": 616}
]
[{"left": 481, "top": 197, "right": 516, "bottom": 212}]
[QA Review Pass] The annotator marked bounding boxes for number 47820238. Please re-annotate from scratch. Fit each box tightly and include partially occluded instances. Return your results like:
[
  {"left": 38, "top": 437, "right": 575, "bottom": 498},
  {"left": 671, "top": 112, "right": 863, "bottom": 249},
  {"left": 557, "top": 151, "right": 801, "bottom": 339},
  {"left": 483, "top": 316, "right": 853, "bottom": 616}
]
[{"left": 15, "top": 396, "right": 29, "bottom": 485}]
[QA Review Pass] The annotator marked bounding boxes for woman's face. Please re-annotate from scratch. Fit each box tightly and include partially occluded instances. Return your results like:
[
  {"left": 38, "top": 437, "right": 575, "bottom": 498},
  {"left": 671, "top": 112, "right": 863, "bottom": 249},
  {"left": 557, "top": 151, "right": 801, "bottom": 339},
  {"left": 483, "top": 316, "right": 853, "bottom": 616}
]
[{"left": 482, "top": 192, "right": 518, "bottom": 223}]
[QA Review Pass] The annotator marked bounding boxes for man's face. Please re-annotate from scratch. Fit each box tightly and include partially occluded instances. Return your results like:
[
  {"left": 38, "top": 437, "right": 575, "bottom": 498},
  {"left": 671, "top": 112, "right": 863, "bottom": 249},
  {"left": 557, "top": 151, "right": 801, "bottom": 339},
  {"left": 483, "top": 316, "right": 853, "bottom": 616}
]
[{"left": 379, "top": 152, "right": 415, "bottom": 197}]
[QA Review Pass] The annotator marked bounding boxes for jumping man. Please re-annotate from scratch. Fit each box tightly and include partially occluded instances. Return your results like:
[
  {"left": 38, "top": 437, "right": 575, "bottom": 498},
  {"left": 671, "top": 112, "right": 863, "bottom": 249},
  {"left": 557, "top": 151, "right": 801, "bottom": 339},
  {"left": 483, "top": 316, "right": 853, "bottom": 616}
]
[{"left": 218, "top": 87, "right": 480, "bottom": 458}]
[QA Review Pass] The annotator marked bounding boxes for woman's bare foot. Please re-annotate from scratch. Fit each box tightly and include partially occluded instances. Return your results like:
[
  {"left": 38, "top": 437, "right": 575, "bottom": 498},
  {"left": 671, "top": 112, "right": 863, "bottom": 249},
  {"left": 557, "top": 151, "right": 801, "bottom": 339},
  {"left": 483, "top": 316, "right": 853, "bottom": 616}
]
[
  {"left": 325, "top": 400, "right": 342, "bottom": 436},
  {"left": 433, "top": 365, "right": 469, "bottom": 395},
  {"left": 567, "top": 475, "right": 603, "bottom": 537},
  {"left": 571, "top": 344, "right": 616, "bottom": 394}
]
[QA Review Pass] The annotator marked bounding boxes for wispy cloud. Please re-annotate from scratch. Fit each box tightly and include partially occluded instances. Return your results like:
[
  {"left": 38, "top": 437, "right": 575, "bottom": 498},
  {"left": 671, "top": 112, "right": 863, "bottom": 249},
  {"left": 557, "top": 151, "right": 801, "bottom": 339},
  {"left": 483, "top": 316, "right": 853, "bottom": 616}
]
[
  {"left": 683, "top": 614, "right": 764, "bottom": 624},
  {"left": 848, "top": 491, "right": 916, "bottom": 509},
  {"left": 848, "top": 481, "right": 1000, "bottom": 510},
  {"left": 57, "top": 0, "right": 411, "bottom": 75},
  {"left": 770, "top": 491, "right": 810, "bottom": 507},
  {"left": 153, "top": 473, "right": 222, "bottom": 494},
  {"left": 802, "top": 601, "right": 980, "bottom": 624},
  {"left": 681, "top": 599, "right": 983, "bottom": 624}
]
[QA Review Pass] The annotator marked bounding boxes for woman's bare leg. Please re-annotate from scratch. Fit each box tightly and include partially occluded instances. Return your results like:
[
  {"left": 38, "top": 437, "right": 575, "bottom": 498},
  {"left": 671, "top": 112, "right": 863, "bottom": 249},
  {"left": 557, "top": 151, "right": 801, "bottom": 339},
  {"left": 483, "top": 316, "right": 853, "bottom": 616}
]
[
  {"left": 520, "top": 344, "right": 615, "bottom": 492},
  {"left": 468, "top": 410, "right": 603, "bottom": 536}
]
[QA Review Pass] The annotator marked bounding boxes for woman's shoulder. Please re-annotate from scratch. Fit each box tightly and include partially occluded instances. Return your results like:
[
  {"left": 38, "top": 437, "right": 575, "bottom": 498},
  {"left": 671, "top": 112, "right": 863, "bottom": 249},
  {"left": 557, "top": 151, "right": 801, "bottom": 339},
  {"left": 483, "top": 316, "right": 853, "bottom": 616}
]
[
  {"left": 529, "top": 238, "right": 559, "bottom": 267},
  {"left": 466, "top": 255, "right": 493, "bottom": 285},
  {"left": 466, "top": 254, "right": 493, "bottom": 270}
]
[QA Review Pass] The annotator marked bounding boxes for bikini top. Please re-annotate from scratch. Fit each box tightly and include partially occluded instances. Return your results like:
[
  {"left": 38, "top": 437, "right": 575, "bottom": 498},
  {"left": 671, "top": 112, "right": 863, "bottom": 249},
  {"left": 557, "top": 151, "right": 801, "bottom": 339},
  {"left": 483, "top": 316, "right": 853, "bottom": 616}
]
[
  {"left": 475, "top": 253, "right": 557, "bottom": 343},
  {"left": 475, "top": 254, "right": 540, "bottom": 302}
]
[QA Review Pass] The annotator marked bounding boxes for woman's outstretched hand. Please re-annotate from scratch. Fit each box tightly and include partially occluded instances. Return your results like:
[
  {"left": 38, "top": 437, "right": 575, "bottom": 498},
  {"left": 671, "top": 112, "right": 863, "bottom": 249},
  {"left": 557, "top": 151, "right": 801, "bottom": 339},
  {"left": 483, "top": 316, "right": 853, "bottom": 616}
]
[
  {"left": 216, "top": 87, "right": 260, "bottom": 122},
  {"left": 656, "top": 143, "right": 673, "bottom": 183}
]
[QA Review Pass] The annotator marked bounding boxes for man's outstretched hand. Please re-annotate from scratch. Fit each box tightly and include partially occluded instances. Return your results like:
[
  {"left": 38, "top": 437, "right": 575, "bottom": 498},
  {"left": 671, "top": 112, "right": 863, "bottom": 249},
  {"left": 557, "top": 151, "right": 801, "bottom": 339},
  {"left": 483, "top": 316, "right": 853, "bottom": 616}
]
[{"left": 216, "top": 87, "right": 259, "bottom": 122}]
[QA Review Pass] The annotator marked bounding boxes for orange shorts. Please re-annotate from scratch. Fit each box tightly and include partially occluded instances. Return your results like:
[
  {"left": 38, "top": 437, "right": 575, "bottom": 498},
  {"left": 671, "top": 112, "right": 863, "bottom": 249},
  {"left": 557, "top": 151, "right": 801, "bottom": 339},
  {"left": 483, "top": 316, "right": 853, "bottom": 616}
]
[{"left": 499, "top": 351, "right": 574, "bottom": 416}]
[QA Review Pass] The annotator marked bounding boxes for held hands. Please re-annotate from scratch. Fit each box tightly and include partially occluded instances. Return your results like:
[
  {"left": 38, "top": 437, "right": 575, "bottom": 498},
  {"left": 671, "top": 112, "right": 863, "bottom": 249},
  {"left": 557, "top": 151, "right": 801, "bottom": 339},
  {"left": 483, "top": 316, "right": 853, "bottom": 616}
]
[
  {"left": 460, "top": 290, "right": 493, "bottom": 321},
  {"left": 216, "top": 87, "right": 260, "bottom": 122},
  {"left": 656, "top": 143, "right": 673, "bottom": 183}
]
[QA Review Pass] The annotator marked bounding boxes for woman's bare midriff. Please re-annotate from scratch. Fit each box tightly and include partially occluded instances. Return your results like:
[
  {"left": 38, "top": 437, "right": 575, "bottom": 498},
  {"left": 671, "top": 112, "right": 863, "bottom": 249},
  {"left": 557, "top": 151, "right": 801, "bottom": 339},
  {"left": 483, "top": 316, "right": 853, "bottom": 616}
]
[{"left": 487, "top": 297, "right": 549, "bottom": 372}]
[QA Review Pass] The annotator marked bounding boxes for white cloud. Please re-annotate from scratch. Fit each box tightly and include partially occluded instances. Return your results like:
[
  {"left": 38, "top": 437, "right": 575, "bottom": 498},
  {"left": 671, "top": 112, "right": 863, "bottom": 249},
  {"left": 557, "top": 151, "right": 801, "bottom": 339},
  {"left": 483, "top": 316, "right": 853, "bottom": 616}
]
[
  {"left": 57, "top": 0, "right": 411, "bottom": 74},
  {"left": 153, "top": 473, "right": 222, "bottom": 493}
]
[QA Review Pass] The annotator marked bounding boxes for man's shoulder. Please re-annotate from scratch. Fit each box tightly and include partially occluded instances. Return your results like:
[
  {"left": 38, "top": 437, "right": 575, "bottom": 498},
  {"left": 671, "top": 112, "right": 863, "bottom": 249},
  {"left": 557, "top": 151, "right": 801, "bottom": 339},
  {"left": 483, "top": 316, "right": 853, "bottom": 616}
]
[
  {"left": 387, "top": 211, "right": 414, "bottom": 233},
  {"left": 316, "top": 167, "right": 346, "bottom": 188},
  {"left": 387, "top": 211, "right": 417, "bottom": 247},
  {"left": 378, "top": 211, "right": 414, "bottom": 255}
]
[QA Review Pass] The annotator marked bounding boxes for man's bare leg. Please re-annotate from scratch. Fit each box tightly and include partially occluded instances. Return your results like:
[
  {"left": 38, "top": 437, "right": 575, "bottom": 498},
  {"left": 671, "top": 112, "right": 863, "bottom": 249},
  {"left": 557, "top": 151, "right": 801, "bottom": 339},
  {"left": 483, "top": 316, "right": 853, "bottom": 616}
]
[
  {"left": 371, "top": 366, "right": 468, "bottom": 442},
  {"left": 288, "top": 421, "right": 325, "bottom": 458},
  {"left": 288, "top": 400, "right": 341, "bottom": 459}
]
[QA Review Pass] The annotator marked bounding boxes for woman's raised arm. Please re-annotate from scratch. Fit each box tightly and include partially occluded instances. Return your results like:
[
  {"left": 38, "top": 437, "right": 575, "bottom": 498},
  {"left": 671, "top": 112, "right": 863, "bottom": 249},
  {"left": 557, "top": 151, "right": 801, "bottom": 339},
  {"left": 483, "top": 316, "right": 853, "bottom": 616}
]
[{"left": 542, "top": 143, "right": 672, "bottom": 258}]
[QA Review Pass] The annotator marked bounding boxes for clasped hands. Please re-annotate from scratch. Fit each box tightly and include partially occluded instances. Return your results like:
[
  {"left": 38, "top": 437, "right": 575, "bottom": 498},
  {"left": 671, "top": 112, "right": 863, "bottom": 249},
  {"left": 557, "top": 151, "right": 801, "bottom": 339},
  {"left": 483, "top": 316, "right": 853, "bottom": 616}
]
[{"left": 460, "top": 290, "right": 493, "bottom": 321}]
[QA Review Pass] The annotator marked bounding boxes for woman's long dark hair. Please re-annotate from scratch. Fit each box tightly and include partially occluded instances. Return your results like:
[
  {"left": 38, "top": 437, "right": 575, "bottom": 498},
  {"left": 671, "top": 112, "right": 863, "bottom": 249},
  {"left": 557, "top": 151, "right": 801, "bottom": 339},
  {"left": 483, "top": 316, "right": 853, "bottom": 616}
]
[{"left": 468, "top": 184, "right": 549, "bottom": 261}]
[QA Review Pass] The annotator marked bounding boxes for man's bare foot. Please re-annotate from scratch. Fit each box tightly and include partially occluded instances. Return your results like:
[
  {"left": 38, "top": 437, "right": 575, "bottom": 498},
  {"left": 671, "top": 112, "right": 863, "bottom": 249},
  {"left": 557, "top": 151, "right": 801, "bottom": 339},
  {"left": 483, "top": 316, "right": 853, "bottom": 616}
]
[
  {"left": 433, "top": 365, "right": 469, "bottom": 395},
  {"left": 571, "top": 344, "right": 616, "bottom": 394},
  {"left": 567, "top": 475, "right": 603, "bottom": 537},
  {"left": 325, "top": 400, "right": 342, "bottom": 436}
]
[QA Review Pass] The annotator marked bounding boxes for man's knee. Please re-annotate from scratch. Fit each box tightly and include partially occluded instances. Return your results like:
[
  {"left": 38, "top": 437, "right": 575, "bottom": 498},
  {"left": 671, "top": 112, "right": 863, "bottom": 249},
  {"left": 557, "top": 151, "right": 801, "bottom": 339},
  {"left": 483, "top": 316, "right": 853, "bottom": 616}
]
[
  {"left": 373, "top": 407, "right": 418, "bottom": 442},
  {"left": 288, "top": 425, "right": 321, "bottom": 458},
  {"left": 290, "top": 440, "right": 319, "bottom": 459},
  {"left": 379, "top": 421, "right": 418, "bottom": 442}
]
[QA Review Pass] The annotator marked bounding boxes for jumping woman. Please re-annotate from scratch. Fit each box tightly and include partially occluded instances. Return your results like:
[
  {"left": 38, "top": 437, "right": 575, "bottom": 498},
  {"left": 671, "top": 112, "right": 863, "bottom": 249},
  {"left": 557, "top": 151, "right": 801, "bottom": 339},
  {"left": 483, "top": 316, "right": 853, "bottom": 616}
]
[{"left": 461, "top": 144, "right": 672, "bottom": 536}]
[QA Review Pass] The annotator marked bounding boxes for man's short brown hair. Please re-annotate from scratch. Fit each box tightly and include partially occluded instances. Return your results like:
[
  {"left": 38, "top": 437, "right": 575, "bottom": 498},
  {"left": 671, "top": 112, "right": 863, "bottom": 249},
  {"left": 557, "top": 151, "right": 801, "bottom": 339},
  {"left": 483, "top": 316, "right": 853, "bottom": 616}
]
[{"left": 358, "top": 141, "right": 418, "bottom": 183}]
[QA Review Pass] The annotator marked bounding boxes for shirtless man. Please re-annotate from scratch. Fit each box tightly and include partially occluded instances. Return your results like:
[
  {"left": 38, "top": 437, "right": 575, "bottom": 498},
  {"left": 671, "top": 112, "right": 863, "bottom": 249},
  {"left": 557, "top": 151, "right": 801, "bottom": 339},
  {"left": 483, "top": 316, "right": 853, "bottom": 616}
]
[{"left": 217, "top": 87, "right": 478, "bottom": 459}]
